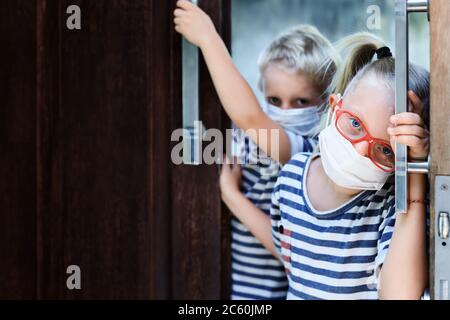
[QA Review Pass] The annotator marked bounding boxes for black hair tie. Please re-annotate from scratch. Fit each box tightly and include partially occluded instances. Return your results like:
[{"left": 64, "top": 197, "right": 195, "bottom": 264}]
[{"left": 376, "top": 46, "right": 392, "bottom": 60}]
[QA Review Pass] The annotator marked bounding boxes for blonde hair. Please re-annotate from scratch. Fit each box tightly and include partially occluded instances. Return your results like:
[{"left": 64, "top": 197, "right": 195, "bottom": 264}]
[
  {"left": 321, "top": 32, "right": 430, "bottom": 130},
  {"left": 258, "top": 25, "right": 340, "bottom": 137}
]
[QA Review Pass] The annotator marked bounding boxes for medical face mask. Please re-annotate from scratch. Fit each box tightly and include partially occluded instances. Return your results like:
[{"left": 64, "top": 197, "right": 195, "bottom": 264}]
[
  {"left": 264, "top": 103, "right": 321, "bottom": 137},
  {"left": 318, "top": 112, "right": 391, "bottom": 191}
]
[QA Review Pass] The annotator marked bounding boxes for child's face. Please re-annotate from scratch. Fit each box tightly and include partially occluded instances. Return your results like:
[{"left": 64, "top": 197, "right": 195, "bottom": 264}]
[
  {"left": 262, "top": 64, "right": 323, "bottom": 110},
  {"left": 329, "top": 74, "right": 395, "bottom": 159}
]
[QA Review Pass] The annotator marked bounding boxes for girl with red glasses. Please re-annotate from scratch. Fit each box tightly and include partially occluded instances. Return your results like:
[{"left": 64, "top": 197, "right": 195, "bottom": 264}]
[{"left": 220, "top": 32, "right": 430, "bottom": 299}]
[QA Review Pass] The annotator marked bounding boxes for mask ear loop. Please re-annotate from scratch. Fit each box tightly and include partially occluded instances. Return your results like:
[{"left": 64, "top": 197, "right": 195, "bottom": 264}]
[{"left": 325, "top": 108, "right": 332, "bottom": 127}]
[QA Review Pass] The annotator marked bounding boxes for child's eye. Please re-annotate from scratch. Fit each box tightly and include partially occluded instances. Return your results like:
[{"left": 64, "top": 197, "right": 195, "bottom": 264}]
[
  {"left": 382, "top": 146, "right": 394, "bottom": 156},
  {"left": 374, "top": 144, "right": 394, "bottom": 158},
  {"left": 294, "top": 98, "right": 310, "bottom": 107},
  {"left": 350, "top": 118, "right": 362, "bottom": 129},
  {"left": 267, "top": 97, "right": 281, "bottom": 106}
]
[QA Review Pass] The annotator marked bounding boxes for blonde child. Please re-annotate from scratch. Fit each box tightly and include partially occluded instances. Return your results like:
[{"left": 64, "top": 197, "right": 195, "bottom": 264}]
[
  {"left": 221, "top": 33, "right": 430, "bottom": 299},
  {"left": 174, "top": 1, "right": 338, "bottom": 299}
]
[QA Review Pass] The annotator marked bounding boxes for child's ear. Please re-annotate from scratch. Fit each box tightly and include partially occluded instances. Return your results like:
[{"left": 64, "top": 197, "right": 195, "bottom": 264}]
[{"left": 328, "top": 93, "right": 341, "bottom": 113}]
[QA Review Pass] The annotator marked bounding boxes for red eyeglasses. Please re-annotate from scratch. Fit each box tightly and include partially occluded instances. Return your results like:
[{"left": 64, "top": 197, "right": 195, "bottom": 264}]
[{"left": 334, "top": 99, "right": 395, "bottom": 173}]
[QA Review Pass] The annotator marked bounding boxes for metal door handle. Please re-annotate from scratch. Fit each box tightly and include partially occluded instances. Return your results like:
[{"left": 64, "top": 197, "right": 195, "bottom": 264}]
[
  {"left": 395, "top": 0, "right": 429, "bottom": 214},
  {"left": 182, "top": 0, "right": 203, "bottom": 165}
]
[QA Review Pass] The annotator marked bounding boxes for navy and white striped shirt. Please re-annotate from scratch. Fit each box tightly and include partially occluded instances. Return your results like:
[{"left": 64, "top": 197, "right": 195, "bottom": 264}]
[
  {"left": 230, "top": 130, "right": 317, "bottom": 300},
  {"left": 271, "top": 152, "right": 396, "bottom": 300}
]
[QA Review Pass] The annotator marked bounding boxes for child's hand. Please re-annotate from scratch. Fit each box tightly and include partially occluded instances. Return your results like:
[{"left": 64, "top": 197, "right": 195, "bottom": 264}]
[
  {"left": 219, "top": 156, "right": 242, "bottom": 199},
  {"left": 388, "top": 91, "right": 429, "bottom": 161},
  {"left": 174, "top": 0, "right": 218, "bottom": 48}
]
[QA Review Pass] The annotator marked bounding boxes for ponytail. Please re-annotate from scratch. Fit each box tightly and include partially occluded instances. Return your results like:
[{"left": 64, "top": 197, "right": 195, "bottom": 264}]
[{"left": 327, "top": 32, "right": 386, "bottom": 95}]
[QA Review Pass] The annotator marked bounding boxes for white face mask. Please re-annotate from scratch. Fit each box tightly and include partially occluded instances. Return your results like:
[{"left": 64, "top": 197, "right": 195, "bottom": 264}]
[
  {"left": 318, "top": 112, "right": 391, "bottom": 191},
  {"left": 264, "top": 103, "right": 321, "bottom": 136}
]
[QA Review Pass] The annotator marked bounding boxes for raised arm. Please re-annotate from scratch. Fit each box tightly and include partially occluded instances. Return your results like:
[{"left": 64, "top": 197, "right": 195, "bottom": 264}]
[{"left": 174, "top": 0, "right": 292, "bottom": 164}]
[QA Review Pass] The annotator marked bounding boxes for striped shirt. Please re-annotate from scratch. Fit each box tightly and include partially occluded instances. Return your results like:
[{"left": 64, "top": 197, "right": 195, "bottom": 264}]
[
  {"left": 230, "top": 129, "right": 317, "bottom": 300},
  {"left": 271, "top": 152, "right": 396, "bottom": 300}
]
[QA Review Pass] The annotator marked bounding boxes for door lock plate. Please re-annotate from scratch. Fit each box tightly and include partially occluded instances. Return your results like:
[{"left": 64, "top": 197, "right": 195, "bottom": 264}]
[{"left": 435, "top": 176, "right": 450, "bottom": 299}]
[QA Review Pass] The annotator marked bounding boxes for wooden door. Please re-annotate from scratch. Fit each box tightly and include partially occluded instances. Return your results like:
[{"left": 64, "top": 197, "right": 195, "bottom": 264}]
[
  {"left": 0, "top": 1, "right": 37, "bottom": 299},
  {"left": 430, "top": 0, "right": 450, "bottom": 300},
  {"left": 0, "top": 0, "right": 231, "bottom": 299}
]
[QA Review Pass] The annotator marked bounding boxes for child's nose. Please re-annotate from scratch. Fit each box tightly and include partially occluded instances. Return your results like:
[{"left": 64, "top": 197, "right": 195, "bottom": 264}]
[
  {"left": 353, "top": 141, "right": 370, "bottom": 157},
  {"left": 280, "top": 102, "right": 290, "bottom": 110}
]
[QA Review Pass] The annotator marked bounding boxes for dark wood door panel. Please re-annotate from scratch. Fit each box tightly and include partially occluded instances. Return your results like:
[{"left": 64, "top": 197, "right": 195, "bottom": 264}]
[
  {"left": 36, "top": 0, "right": 173, "bottom": 299},
  {"left": 0, "top": 0, "right": 37, "bottom": 299},
  {"left": 1, "top": 0, "right": 230, "bottom": 299}
]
